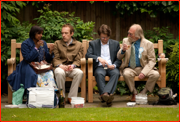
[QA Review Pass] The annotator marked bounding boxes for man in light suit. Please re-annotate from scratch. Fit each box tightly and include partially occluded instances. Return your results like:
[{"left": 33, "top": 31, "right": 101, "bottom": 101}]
[
  {"left": 117, "top": 24, "right": 160, "bottom": 102},
  {"left": 86, "top": 24, "right": 122, "bottom": 106}
]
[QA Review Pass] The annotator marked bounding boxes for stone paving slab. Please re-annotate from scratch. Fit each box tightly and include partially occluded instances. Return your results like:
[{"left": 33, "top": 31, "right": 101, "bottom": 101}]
[{"left": 1, "top": 93, "right": 179, "bottom": 108}]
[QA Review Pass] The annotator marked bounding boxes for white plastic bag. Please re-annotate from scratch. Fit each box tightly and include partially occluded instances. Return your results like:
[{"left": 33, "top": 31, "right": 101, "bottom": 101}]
[{"left": 27, "top": 87, "right": 54, "bottom": 108}]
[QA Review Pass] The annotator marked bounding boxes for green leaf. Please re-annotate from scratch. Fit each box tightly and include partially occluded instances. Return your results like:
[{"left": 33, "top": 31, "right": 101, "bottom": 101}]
[
  {"left": 162, "top": 1, "right": 167, "bottom": 6},
  {"left": 90, "top": 1, "right": 94, "bottom": 4},
  {"left": 173, "top": 5, "right": 179, "bottom": 12}
]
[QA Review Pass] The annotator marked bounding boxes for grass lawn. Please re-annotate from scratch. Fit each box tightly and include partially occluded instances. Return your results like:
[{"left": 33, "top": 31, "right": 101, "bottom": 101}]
[{"left": 1, "top": 107, "right": 179, "bottom": 121}]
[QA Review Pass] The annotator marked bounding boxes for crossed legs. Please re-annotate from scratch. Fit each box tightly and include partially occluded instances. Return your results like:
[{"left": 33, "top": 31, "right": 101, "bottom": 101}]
[{"left": 123, "top": 67, "right": 160, "bottom": 101}]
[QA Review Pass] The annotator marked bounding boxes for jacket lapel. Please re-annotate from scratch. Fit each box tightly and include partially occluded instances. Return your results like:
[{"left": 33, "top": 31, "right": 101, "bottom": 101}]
[
  {"left": 139, "top": 38, "right": 145, "bottom": 66},
  {"left": 97, "top": 39, "right": 101, "bottom": 56},
  {"left": 109, "top": 39, "right": 114, "bottom": 62}
]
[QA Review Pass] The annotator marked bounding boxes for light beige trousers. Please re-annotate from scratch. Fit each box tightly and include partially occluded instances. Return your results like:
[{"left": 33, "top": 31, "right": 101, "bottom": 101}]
[
  {"left": 123, "top": 67, "right": 160, "bottom": 93},
  {"left": 54, "top": 67, "right": 83, "bottom": 98}
]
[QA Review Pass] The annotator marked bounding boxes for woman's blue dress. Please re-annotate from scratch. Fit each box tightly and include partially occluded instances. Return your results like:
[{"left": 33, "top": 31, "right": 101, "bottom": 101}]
[{"left": 7, "top": 38, "right": 53, "bottom": 91}]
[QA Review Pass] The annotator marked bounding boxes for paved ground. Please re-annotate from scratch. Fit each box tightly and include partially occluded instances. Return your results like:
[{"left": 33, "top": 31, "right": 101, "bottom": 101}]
[{"left": 1, "top": 93, "right": 179, "bottom": 108}]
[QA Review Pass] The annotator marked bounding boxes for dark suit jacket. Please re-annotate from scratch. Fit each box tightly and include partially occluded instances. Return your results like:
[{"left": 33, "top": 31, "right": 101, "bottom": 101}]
[{"left": 86, "top": 39, "right": 122, "bottom": 71}]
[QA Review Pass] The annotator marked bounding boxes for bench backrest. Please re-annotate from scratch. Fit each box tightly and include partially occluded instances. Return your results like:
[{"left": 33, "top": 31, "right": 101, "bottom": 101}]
[
  {"left": 10, "top": 39, "right": 163, "bottom": 62},
  {"left": 10, "top": 39, "right": 88, "bottom": 62},
  {"left": 86, "top": 40, "right": 164, "bottom": 54}
]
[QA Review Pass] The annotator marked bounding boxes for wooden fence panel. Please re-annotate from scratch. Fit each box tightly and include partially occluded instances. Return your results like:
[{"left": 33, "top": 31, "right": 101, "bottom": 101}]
[{"left": 16, "top": 1, "right": 179, "bottom": 42}]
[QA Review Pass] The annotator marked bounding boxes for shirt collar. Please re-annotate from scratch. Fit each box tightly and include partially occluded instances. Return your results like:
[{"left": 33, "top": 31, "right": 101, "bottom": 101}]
[
  {"left": 134, "top": 38, "right": 141, "bottom": 44},
  {"left": 66, "top": 38, "right": 73, "bottom": 46},
  {"left": 101, "top": 40, "right": 109, "bottom": 46}
]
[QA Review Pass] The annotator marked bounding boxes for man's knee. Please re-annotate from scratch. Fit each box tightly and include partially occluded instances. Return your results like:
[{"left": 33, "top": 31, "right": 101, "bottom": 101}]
[
  {"left": 54, "top": 68, "right": 65, "bottom": 76},
  {"left": 112, "top": 69, "right": 120, "bottom": 77},
  {"left": 123, "top": 69, "right": 133, "bottom": 78},
  {"left": 76, "top": 69, "right": 83, "bottom": 77},
  {"left": 150, "top": 71, "right": 160, "bottom": 79},
  {"left": 94, "top": 71, "right": 105, "bottom": 77}
]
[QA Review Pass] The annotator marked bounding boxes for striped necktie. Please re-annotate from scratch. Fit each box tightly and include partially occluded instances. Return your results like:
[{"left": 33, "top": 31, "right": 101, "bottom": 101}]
[{"left": 130, "top": 42, "right": 136, "bottom": 69}]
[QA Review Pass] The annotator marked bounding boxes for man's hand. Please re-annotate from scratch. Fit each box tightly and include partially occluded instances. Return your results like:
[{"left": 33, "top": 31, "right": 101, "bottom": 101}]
[
  {"left": 67, "top": 65, "right": 73, "bottom": 71},
  {"left": 122, "top": 43, "right": 128, "bottom": 51},
  {"left": 138, "top": 73, "right": 145, "bottom": 79},
  {"left": 59, "top": 65, "right": 69, "bottom": 71},
  {"left": 108, "top": 65, "right": 115, "bottom": 70},
  {"left": 98, "top": 57, "right": 108, "bottom": 67}
]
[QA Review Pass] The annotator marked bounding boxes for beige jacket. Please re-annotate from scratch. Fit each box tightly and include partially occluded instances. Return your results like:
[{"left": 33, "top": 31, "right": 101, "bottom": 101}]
[
  {"left": 117, "top": 38, "right": 156, "bottom": 76},
  {"left": 53, "top": 39, "right": 84, "bottom": 67}
]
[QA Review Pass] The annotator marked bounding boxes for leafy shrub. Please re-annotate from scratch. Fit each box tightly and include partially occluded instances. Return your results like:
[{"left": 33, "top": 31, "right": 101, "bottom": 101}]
[
  {"left": 115, "top": 81, "right": 130, "bottom": 95},
  {"left": 144, "top": 26, "right": 179, "bottom": 54},
  {"left": 166, "top": 42, "right": 179, "bottom": 86},
  {"left": 34, "top": 4, "right": 96, "bottom": 42}
]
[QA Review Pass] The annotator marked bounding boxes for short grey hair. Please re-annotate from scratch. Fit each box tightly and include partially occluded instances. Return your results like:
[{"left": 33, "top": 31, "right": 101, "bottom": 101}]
[{"left": 131, "top": 24, "right": 144, "bottom": 39}]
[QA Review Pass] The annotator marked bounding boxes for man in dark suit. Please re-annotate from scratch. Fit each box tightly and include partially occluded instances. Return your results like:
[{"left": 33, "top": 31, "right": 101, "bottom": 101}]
[{"left": 86, "top": 24, "right": 122, "bottom": 106}]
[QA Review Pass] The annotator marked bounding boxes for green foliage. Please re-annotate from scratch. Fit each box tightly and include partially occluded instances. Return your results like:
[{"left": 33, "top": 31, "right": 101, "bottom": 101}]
[
  {"left": 144, "top": 26, "right": 179, "bottom": 54},
  {"left": 1, "top": 1, "right": 28, "bottom": 63},
  {"left": 166, "top": 42, "right": 179, "bottom": 87},
  {"left": 115, "top": 1, "right": 179, "bottom": 18},
  {"left": 1, "top": 1, "right": 26, "bottom": 25},
  {"left": 115, "top": 81, "right": 130, "bottom": 95},
  {"left": 34, "top": 4, "right": 96, "bottom": 42}
]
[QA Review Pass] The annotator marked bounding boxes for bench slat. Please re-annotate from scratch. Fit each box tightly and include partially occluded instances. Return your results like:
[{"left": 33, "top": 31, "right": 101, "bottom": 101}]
[{"left": 92, "top": 76, "right": 161, "bottom": 81}]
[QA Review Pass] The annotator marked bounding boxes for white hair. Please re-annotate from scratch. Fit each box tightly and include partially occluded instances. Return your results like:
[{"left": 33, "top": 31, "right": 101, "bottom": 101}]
[{"left": 130, "top": 24, "right": 144, "bottom": 39}]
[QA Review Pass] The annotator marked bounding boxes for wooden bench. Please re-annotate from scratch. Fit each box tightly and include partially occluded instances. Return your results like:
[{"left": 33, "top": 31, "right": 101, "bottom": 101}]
[
  {"left": 87, "top": 40, "right": 167, "bottom": 102},
  {"left": 7, "top": 39, "right": 87, "bottom": 103}
]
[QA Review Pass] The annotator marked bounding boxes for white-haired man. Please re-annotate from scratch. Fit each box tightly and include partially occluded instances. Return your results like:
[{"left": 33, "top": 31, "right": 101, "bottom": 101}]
[{"left": 117, "top": 24, "right": 160, "bottom": 102}]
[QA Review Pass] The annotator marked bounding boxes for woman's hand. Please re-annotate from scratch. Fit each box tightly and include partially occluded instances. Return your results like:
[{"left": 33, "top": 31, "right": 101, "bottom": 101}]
[{"left": 36, "top": 40, "right": 44, "bottom": 49}]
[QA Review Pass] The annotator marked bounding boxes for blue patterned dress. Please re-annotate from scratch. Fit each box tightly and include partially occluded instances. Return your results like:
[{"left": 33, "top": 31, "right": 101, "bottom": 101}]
[{"left": 36, "top": 46, "right": 58, "bottom": 90}]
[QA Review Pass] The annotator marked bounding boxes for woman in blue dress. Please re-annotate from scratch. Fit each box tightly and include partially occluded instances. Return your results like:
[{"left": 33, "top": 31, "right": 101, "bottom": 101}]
[{"left": 7, "top": 25, "right": 57, "bottom": 91}]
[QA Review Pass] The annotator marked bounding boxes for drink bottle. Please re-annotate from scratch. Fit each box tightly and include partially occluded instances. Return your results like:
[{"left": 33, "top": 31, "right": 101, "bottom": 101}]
[{"left": 59, "top": 89, "right": 65, "bottom": 108}]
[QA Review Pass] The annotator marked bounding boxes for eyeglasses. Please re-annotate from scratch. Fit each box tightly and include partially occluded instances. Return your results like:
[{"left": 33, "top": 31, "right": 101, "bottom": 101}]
[
  {"left": 101, "top": 37, "right": 109, "bottom": 40},
  {"left": 128, "top": 32, "right": 133, "bottom": 36}
]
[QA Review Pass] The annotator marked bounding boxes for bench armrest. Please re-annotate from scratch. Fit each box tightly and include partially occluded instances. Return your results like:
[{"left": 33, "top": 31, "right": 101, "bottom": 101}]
[
  {"left": 7, "top": 58, "right": 16, "bottom": 65},
  {"left": 80, "top": 58, "right": 86, "bottom": 65},
  {"left": 158, "top": 58, "right": 167, "bottom": 75},
  {"left": 88, "top": 58, "right": 93, "bottom": 74},
  {"left": 7, "top": 58, "right": 16, "bottom": 76}
]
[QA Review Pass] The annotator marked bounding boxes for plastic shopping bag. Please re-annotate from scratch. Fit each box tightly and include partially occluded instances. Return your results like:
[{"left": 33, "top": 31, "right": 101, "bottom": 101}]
[{"left": 12, "top": 84, "right": 25, "bottom": 105}]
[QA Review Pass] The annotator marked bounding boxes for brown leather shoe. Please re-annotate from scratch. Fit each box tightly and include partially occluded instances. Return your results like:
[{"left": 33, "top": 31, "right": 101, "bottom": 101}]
[
  {"left": 98, "top": 96, "right": 105, "bottom": 103},
  {"left": 102, "top": 94, "right": 109, "bottom": 102},
  {"left": 67, "top": 98, "right": 72, "bottom": 104},
  {"left": 107, "top": 94, "right": 114, "bottom": 103},
  {"left": 131, "top": 94, "right": 137, "bottom": 102}
]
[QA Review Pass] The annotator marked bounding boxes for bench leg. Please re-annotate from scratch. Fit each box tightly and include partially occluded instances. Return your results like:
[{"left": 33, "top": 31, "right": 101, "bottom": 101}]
[
  {"left": 81, "top": 75, "right": 86, "bottom": 102},
  {"left": 8, "top": 83, "right": 12, "bottom": 104},
  {"left": 88, "top": 76, "right": 93, "bottom": 103},
  {"left": 160, "top": 61, "right": 166, "bottom": 88}
]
